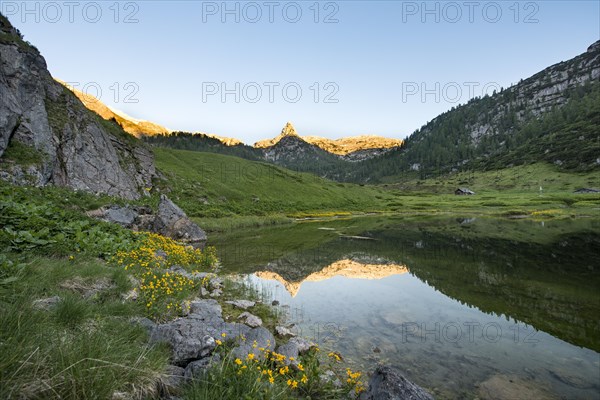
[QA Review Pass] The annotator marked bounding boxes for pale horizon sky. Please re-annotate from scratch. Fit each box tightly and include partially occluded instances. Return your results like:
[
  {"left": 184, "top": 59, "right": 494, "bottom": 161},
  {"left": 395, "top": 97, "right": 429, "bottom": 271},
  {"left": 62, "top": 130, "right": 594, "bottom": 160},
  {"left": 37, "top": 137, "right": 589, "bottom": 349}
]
[{"left": 3, "top": 1, "right": 599, "bottom": 144}]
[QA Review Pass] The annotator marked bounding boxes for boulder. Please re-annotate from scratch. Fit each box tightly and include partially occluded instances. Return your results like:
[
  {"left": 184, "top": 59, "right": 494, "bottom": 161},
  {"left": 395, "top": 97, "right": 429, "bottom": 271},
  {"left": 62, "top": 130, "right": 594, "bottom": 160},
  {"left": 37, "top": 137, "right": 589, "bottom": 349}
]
[
  {"left": 238, "top": 312, "right": 263, "bottom": 328},
  {"left": 276, "top": 342, "right": 299, "bottom": 366},
  {"left": 154, "top": 195, "right": 207, "bottom": 243},
  {"left": 275, "top": 326, "right": 296, "bottom": 338},
  {"left": 87, "top": 196, "right": 207, "bottom": 243},
  {"left": 32, "top": 295, "right": 61, "bottom": 310},
  {"left": 232, "top": 327, "right": 276, "bottom": 360},
  {"left": 362, "top": 366, "right": 434, "bottom": 400},
  {"left": 158, "top": 365, "right": 186, "bottom": 397},
  {"left": 103, "top": 206, "right": 138, "bottom": 227},
  {"left": 151, "top": 299, "right": 250, "bottom": 366},
  {"left": 320, "top": 370, "right": 342, "bottom": 388},
  {"left": 289, "top": 337, "right": 316, "bottom": 354},
  {"left": 184, "top": 353, "right": 221, "bottom": 380}
]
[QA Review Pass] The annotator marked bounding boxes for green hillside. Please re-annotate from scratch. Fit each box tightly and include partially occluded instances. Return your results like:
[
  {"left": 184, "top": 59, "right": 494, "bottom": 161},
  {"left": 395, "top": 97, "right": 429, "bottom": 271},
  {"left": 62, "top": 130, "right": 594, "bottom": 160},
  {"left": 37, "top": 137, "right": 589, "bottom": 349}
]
[{"left": 152, "top": 147, "right": 393, "bottom": 219}]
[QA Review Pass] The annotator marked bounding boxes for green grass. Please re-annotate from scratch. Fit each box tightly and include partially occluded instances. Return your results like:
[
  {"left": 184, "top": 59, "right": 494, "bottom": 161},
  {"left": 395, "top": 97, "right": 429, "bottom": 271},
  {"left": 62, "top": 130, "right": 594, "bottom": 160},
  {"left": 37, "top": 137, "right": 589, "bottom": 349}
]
[
  {"left": 0, "top": 182, "right": 368, "bottom": 399},
  {"left": 0, "top": 256, "right": 169, "bottom": 399},
  {"left": 374, "top": 163, "right": 600, "bottom": 218},
  {"left": 153, "top": 149, "right": 599, "bottom": 222},
  {"left": 198, "top": 215, "right": 293, "bottom": 233},
  {"left": 183, "top": 335, "right": 364, "bottom": 400},
  {"left": 385, "top": 163, "right": 600, "bottom": 193},
  {"left": 0, "top": 140, "right": 45, "bottom": 166},
  {"left": 152, "top": 147, "right": 395, "bottom": 218}
]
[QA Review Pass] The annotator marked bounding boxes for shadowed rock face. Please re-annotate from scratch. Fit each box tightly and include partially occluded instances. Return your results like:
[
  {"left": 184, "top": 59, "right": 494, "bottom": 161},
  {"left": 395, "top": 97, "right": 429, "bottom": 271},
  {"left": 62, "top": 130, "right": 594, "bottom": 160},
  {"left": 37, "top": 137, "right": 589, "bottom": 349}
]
[{"left": 0, "top": 14, "right": 154, "bottom": 199}]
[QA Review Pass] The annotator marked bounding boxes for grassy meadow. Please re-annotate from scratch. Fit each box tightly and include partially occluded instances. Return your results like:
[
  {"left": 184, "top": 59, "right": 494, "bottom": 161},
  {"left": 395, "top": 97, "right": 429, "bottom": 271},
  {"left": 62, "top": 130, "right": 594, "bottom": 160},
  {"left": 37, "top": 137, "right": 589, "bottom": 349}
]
[{"left": 152, "top": 148, "right": 600, "bottom": 229}]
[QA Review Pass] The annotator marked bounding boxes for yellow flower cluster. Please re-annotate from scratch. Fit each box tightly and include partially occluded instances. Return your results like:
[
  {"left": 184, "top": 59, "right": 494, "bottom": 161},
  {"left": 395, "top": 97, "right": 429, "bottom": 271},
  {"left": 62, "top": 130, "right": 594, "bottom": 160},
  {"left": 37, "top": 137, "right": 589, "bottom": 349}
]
[
  {"left": 111, "top": 232, "right": 217, "bottom": 319},
  {"left": 346, "top": 368, "right": 365, "bottom": 394},
  {"left": 113, "top": 232, "right": 216, "bottom": 271},
  {"left": 139, "top": 270, "right": 195, "bottom": 313},
  {"left": 328, "top": 351, "right": 342, "bottom": 362},
  {"left": 228, "top": 345, "right": 310, "bottom": 390}
]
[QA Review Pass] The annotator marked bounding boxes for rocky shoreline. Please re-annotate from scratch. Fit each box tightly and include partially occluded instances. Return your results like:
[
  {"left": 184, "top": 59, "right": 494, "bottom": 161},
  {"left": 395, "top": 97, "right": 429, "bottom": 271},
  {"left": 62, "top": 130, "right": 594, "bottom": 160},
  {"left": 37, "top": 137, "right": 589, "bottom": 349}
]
[
  {"left": 134, "top": 284, "right": 434, "bottom": 399},
  {"left": 91, "top": 196, "right": 434, "bottom": 399}
]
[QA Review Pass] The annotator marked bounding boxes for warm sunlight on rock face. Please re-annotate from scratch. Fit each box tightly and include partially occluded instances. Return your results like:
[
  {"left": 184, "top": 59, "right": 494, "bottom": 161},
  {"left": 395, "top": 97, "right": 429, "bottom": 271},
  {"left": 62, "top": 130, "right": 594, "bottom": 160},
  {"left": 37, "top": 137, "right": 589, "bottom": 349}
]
[
  {"left": 256, "top": 260, "right": 409, "bottom": 297},
  {"left": 56, "top": 79, "right": 170, "bottom": 138},
  {"left": 254, "top": 121, "right": 402, "bottom": 154},
  {"left": 254, "top": 121, "right": 299, "bottom": 148},
  {"left": 302, "top": 135, "right": 403, "bottom": 155}
]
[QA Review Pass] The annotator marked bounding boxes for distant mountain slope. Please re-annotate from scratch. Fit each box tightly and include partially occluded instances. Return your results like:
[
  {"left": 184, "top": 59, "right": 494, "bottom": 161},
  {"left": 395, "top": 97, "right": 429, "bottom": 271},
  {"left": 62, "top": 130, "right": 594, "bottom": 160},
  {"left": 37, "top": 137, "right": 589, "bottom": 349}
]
[
  {"left": 346, "top": 41, "right": 600, "bottom": 182},
  {"left": 303, "top": 135, "right": 402, "bottom": 156},
  {"left": 57, "top": 80, "right": 170, "bottom": 138},
  {"left": 255, "top": 121, "right": 402, "bottom": 160},
  {"left": 254, "top": 121, "right": 299, "bottom": 148},
  {"left": 401, "top": 42, "right": 599, "bottom": 172},
  {"left": 145, "top": 124, "right": 354, "bottom": 180},
  {"left": 143, "top": 131, "right": 263, "bottom": 161},
  {"left": 0, "top": 14, "right": 154, "bottom": 199}
]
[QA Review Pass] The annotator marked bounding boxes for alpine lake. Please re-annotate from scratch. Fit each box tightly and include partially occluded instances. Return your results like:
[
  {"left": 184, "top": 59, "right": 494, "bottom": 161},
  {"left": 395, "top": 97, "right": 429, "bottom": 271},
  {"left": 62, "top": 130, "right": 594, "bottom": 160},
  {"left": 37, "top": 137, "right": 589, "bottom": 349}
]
[{"left": 209, "top": 215, "right": 600, "bottom": 399}]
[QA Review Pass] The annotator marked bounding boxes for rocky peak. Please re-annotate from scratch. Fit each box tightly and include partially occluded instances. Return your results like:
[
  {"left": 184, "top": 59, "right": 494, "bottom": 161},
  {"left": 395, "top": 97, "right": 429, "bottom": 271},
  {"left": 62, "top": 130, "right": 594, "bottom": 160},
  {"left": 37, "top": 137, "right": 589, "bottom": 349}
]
[
  {"left": 254, "top": 121, "right": 300, "bottom": 148},
  {"left": 281, "top": 121, "right": 298, "bottom": 137}
]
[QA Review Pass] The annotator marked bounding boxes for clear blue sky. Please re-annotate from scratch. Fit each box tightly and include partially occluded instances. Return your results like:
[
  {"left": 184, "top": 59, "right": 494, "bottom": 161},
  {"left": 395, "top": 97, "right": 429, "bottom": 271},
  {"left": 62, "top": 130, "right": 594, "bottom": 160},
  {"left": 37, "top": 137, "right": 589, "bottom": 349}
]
[{"left": 3, "top": 1, "right": 599, "bottom": 144}]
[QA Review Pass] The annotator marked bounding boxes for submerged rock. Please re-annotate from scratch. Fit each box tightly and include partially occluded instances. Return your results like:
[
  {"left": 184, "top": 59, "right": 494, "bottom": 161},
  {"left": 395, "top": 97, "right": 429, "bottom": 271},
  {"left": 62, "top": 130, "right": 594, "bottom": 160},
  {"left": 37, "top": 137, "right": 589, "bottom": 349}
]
[
  {"left": 362, "top": 365, "right": 434, "bottom": 400},
  {"left": 478, "top": 374, "right": 559, "bottom": 400}
]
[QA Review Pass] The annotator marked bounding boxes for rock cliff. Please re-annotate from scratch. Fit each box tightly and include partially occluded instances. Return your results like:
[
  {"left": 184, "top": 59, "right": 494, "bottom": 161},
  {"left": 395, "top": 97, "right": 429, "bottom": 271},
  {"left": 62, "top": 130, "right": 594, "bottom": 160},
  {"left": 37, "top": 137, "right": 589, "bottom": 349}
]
[{"left": 0, "top": 14, "right": 154, "bottom": 199}]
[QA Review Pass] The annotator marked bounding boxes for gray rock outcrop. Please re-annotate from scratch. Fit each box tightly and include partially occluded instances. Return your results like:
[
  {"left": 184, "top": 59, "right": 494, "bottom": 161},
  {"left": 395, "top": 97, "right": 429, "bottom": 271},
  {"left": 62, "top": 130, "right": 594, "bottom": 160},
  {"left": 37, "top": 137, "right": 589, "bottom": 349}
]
[
  {"left": 238, "top": 312, "right": 263, "bottom": 328},
  {"left": 0, "top": 14, "right": 154, "bottom": 199},
  {"left": 231, "top": 327, "right": 276, "bottom": 361},
  {"left": 225, "top": 300, "right": 255, "bottom": 310},
  {"left": 150, "top": 299, "right": 250, "bottom": 366},
  {"left": 276, "top": 342, "right": 299, "bottom": 367},
  {"left": 88, "top": 197, "right": 207, "bottom": 243},
  {"left": 153, "top": 195, "right": 207, "bottom": 242},
  {"left": 362, "top": 366, "right": 434, "bottom": 400}
]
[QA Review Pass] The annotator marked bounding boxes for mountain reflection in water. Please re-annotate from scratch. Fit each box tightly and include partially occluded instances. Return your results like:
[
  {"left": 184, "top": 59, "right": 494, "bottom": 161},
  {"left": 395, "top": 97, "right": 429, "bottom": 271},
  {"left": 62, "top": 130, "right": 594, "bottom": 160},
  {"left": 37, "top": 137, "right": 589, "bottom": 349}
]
[
  {"left": 255, "top": 259, "right": 409, "bottom": 297},
  {"left": 211, "top": 216, "right": 600, "bottom": 399}
]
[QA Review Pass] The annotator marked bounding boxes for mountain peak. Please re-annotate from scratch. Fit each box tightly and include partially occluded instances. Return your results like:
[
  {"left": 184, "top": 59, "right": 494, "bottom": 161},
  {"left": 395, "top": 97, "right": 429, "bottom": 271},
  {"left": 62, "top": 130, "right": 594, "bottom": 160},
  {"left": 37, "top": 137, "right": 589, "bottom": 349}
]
[
  {"left": 281, "top": 121, "right": 298, "bottom": 137},
  {"left": 254, "top": 121, "right": 303, "bottom": 148}
]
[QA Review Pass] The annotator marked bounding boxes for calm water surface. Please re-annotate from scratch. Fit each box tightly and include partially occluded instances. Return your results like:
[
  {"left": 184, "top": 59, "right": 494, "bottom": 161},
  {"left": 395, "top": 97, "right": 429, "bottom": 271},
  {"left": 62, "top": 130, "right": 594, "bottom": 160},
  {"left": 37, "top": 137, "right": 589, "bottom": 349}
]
[{"left": 210, "top": 216, "right": 600, "bottom": 399}]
